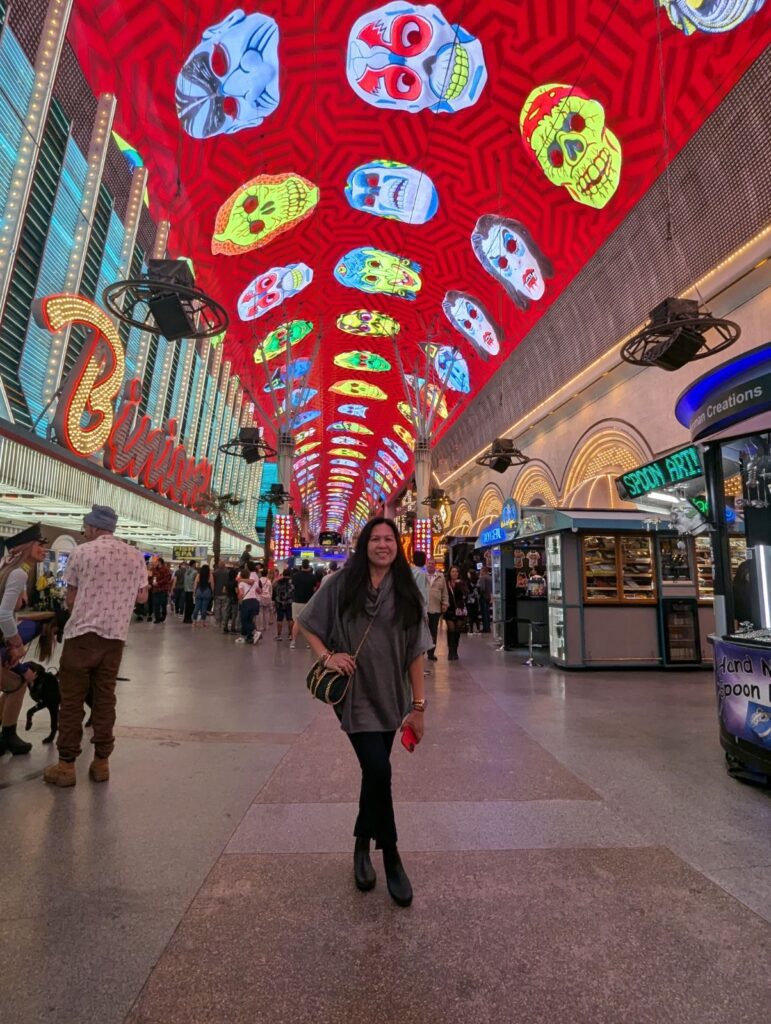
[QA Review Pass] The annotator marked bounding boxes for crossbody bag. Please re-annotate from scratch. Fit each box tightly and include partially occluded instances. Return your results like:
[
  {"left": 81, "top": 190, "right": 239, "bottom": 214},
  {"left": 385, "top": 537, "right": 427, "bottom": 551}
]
[{"left": 306, "top": 597, "right": 381, "bottom": 706}]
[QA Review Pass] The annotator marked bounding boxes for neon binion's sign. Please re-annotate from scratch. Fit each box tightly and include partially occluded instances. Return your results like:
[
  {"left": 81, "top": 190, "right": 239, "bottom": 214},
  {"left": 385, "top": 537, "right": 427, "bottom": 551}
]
[{"left": 34, "top": 293, "right": 212, "bottom": 509}]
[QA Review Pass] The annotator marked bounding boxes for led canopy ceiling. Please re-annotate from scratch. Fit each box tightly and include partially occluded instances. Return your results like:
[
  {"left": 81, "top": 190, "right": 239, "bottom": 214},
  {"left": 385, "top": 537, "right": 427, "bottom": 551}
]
[{"left": 68, "top": 0, "right": 768, "bottom": 531}]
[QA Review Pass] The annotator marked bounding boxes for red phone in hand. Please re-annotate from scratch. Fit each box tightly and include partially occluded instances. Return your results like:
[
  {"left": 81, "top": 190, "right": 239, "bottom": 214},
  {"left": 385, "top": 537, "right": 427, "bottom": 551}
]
[{"left": 401, "top": 725, "right": 418, "bottom": 752}]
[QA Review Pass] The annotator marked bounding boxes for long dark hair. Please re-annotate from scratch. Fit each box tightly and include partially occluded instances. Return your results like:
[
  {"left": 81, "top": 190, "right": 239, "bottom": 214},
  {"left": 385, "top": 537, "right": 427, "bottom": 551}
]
[
  {"left": 340, "top": 517, "right": 423, "bottom": 628},
  {"left": 198, "top": 564, "right": 211, "bottom": 589}
]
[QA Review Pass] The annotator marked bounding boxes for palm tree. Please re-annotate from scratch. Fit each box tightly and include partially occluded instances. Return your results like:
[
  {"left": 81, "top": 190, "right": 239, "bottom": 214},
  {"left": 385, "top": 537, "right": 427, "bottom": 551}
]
[{"left": 197, "top": 491, "right": 242, "bottom": 564}]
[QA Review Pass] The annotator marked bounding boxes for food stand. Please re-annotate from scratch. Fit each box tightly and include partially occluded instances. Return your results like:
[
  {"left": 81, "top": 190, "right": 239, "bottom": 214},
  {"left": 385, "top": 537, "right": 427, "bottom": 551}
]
[{"left": 675, "top": 343, "right": 771, "bottom": 783}]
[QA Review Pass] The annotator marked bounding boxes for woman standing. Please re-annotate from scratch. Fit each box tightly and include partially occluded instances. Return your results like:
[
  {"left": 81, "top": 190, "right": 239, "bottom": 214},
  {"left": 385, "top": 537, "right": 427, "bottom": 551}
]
[
  {"left": 257, "top": 567, "right": 273, "bottom": 635},
  {"left": 0, "top": 524, "right": 49, "bottom": 755},
  {"left": 445, "top": 565, "right": 468, "bottom": 661},
  {"left": 298, "top": 518, "right": 430, "bottom": 907},
  {"left": 192, "top": 564, "right": 213, "bottom": 627},
  {"left": 235, "top": 567, "right": 261, "bottom": 644}
]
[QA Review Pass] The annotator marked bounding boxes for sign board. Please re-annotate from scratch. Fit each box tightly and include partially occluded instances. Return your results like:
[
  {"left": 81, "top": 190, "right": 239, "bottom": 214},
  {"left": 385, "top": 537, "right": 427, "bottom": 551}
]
[
  {"left": 616, "top": 445, "right": 703, "bottom": 500},
  {"left": 173, "top": 545, "right": 208, "bottom": 561},
  {"left": 34, "top": 293, "right": 213, "bottom": 510},
  {"left": 675, "top": 345, "right": 771, "bottom": 442},
  {"left": 500, "top": 498, "right": 520, "bottom": 532},
  {"left": 714, "top": 637, "right": 771, "bottom": 756},
  {"left": 689, "top": 373, "right": 771, "bottom": 441},
  {"left": 479, "top": 520, "right": 509, "bottom": 548}
]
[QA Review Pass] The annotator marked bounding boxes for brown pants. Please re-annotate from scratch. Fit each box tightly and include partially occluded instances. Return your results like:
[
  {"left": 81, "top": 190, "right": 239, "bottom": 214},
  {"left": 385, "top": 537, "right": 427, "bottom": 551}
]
[{"left": 57, "top": 632, "right": 125, "bottom": 762}]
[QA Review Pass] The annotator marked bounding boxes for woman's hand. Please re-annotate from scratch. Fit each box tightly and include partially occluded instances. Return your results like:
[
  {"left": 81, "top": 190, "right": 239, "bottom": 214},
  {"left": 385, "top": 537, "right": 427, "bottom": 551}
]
[
  {"left": 325, "top": 651, "right": 356, "bottom": 676},
  {"left": 402, "top": 710, "right": 425, "bottom": 744}
]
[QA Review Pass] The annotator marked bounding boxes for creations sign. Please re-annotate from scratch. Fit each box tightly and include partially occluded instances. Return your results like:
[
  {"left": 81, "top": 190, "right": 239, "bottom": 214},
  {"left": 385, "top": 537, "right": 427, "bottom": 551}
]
[
  {"left": 33, "top": 294, "right": 212, "bottom": 509},
  {"left": 675, "top": 344, "right": 771, "bottom": 442},
  {"left": 616, "top": 445, "right": 703, "bottom": 500}
]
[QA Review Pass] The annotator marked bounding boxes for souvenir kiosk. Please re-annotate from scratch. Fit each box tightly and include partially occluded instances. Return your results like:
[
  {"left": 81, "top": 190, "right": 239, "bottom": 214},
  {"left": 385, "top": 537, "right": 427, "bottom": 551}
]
[
  {"left": 675, "top": 344, "right": 771, "bottom": 783},
  {"left": 479, "top": 500, "right": 706, "bottom": 668}
]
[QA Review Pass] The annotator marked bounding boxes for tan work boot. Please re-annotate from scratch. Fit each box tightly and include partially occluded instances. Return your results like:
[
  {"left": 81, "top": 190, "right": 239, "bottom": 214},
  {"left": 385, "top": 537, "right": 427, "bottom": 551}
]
[
  {"left": 43, "top": 761, "right": 76, "bottom": 787},
  {"left": 89, "top": 757, "right": 110, "bottom": 782}
]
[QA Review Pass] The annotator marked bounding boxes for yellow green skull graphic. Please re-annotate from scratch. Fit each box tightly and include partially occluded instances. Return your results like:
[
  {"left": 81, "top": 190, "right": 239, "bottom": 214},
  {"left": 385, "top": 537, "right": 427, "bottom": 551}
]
[
  {"left": 212, "top": 172, "right": 319, "bottom": 254},
  {"left": 329, "top": 379, "right": 388, "bottom": 400},
  {"left": 333, "top": 351, "right": 392, "bottom": 372},
  {"left": 336, "top": 310, "right": 401, "bottom": 337},
  {"left": 520, "top": 84, "right": 622, "bottom": 209}
]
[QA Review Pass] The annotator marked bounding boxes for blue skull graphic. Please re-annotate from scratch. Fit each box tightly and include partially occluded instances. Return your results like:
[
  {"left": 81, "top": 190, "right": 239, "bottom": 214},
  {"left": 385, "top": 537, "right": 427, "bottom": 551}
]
[
  {"left": 176, "top": 9, "right": 280, "bottom": 138},
  {"left": 657, "top": 0, "right": 766, "bottom": 33},
  {"left": 345, "top": 161, "right": 439, "bottom": 223}
]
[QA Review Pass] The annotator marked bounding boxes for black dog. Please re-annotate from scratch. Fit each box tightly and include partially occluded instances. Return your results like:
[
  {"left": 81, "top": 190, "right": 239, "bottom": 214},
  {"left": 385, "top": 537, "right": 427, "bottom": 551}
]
[{"left": 24, "top": 663, "right": 93, "bottom": 744}]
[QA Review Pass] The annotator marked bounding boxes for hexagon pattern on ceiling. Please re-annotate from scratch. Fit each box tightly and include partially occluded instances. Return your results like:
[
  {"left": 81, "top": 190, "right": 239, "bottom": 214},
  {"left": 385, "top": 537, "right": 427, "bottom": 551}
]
[{"left": 69, "top": 0, "right": 769, "bottom": 531}]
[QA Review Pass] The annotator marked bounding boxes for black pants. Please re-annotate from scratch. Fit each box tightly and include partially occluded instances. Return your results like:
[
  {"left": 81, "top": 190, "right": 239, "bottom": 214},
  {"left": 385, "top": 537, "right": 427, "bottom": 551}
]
[
  {"left": 447, "top": 624, "right": 461, "bottom": 658},
  {"left": 347, "top": 730, "right": 397, "bottom": 849},
  {"left": 173, "top": 588, "right": 184, "bottom": 614},
  {"left": 153, "top": 591, "right": 168, "bottom": 623},
  {"left": 183, "top": 591, "right": 194, "bottom": 623},
  {"left": 427, "top": 611, "right": 441, "bottom": 657}
]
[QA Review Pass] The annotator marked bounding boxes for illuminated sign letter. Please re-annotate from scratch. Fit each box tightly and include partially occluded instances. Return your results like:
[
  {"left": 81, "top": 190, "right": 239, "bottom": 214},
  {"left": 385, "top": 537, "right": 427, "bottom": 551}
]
[{"left": 34, "top": 294, "right": 125, "bottom": 457}]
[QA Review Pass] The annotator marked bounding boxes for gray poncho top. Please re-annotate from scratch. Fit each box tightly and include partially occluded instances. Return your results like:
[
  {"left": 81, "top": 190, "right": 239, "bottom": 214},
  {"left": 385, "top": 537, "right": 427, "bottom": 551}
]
[{"left": 298, "top": 568, "right": 431, "bottom": 734}]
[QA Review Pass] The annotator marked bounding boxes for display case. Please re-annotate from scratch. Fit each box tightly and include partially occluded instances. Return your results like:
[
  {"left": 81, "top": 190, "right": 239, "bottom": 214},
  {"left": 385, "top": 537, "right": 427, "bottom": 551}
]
[
  {"left": 695, "top": 536, "right": 715, "bottom": 600},
  {"left": 582, "top": 535, "right": 619, "bottom": 601},
  {"left": 620, "top": 535, "right": 656, "bottom": 602},
  {"left": 582, "top": 534, "right": 657, "bottom": 604},
  {"left": 546, "top": 534, "right": 562, "bottom": 604},
  {"left": 661, "top": 598, "right": 701, "bottom": 663}
]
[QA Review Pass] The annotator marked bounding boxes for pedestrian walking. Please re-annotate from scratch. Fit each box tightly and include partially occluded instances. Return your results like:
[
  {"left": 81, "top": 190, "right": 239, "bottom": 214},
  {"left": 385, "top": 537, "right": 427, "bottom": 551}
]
[
  {"left": 297, "top": 518, "right": 431, "bottom": 907},
  {"left": 192, "top": 564, "right": 213, "bottom": 626},
  {"left": 425, "top": 557, "right": 449, "bottom": 661},
  {"left": 445, "top": 565, "right": 468, "bottom": 661},
  {"left": 43, "top": 505, "right": 147, "bottom": 787},
  {"left": 289, "top": 559, "right": 316, "bottom": 649},
  {"left": 273, "top": 568, "right": 293, "bottom": 640},
  {"left": 151, "top": 557, "right": 172, "bottom": 623},
  {"left": 212, "top": 560, "right": 229, "bottom": 627},
  {"left": 172, "top": 562, "right": 186, "bottom": 615},
  {"left": 0, "top": 523, "right": 49, "bottom": 756},
  {"left": 235, "top": 568, "right": 262, "bottom": 644},
  {"left": 182, "top": 560, "right": 196, "bottom": 623}
]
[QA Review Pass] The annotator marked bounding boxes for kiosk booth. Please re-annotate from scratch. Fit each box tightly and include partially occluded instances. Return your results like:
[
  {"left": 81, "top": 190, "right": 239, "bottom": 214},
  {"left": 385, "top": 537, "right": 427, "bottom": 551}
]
[
  {"left": 675, "top": 343, "right": 771, "bottom": 784},
  {"left": 479, "top": 501, "right": 712, "bottom": 669}
]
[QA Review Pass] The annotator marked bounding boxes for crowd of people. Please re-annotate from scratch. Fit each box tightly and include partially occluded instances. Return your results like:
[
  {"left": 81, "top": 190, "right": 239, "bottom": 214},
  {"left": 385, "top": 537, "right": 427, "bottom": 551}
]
[
  {"left": 134, "top": 548, "right": 339, "bottom": 648},
  {"left": 1, "top": 506, "right": 493, "bottom": 908}
]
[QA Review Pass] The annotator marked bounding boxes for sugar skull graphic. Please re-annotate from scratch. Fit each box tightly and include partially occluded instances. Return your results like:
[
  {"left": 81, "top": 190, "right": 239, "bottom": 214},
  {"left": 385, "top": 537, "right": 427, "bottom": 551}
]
[
  {"left": 261, "top": 359, "right": 314, "bottom": 392},
  {"left": 253, "top": 319, "right": 313, "bottom": 363},
  {"left": 338, "top": 404, "right": 369, "bottom": 418},
  {"left": 393, "top": 423, "right": 415, "bottom": 448},
  {"left": 374, "top": 462, "right": 399, "bottom": 489},
  {"left": 295, "top": 428, "right": 316, "bottom": 443},
  {"left": 383, "top": 436, "right": 409, "bottom": 462},
  {"left": 277, "top": 387, "right": 318, "bottom": 415},
  {"left": 442, "top": 290, "right": 502, "bottom": 360},
  {"left": 238, "top": 263, "right": 313, "bottom": 321},
  {"left": 471, "top": 215, "right": 554, "bottom": 311},
  {"left": 406, "top": 379, "right": 448, "bottom": 419},
  {"left": 176, "top": 9, "right": 279, "bottom": 138},
  {"left": 212, "top": 173, "right": 319, "bottom": 254},
  {"left": 333, "top": 351, "right": 392, "bottom": 372},
  {"left": 345, "top": 160, "right": 439, "bottom": 223},
  {"left": 330, "top": 447, "right": 367, "bottom": 460},
  {"left": 328, "top": 421, "right": 374, "bottom": 434},
  {"left": 378, "top": 450, "right": 406, "bottom": 478},
  {"left": 296, "top": 442, "right": 320, "bottom": 455},
  {"left": 337, "top": 310, "right": 401, "bottom": 336},
  {"left": 290, "top": 409, "right": 320, "bottom": 429},
  {"left": 331, "top": 458, "right": 361, "bottom": 468},
  {"left": 520, "top": 84, "right": 622, "bottom": 210},
  {"left": 329, "top": 380, "right": 388, "bottom": 400},
  {"left": 334, "top": 248, "right": 422, "bottom": 299},
  {"left": 332, "top": 436, "right": 367, "bottom": 447},
  {"left": 657, "top": 0, "right": 766, "bottom": 34},
  {"left": 346, "top": 2, "right": 487, "bottom": 114},
  {"left": 430, "top": 345, "right": 470, "bottom": 393}
]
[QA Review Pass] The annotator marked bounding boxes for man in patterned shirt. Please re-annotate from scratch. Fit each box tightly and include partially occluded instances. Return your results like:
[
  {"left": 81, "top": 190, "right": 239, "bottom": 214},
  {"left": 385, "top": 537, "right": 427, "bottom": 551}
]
[{"left": 44, "top": 505, "right": 148, "bottom": 788}]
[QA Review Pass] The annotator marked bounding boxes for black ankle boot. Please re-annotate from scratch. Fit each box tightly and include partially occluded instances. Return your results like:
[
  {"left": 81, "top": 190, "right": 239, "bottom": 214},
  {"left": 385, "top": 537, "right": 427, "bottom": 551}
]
[
  {"left": 383, "top": 846, "right": 412, "bottom": 907},
  {"left": 1, "top": 725, "right": 32, "bottom": 756},
  {"left": 354, "top": 837, "right": 376, "bottom": 891}
]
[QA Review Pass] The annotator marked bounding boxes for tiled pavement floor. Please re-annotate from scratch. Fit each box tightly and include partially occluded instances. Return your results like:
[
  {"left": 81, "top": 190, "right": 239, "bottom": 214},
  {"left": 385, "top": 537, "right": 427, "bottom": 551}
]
[{"left": 1, "top": 617, "right": 769, "bottom": 1023}]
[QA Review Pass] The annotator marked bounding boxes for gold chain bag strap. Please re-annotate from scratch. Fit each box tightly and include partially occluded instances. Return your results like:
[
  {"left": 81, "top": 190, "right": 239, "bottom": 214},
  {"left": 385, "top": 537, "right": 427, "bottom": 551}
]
[{"left": 306, "top": 597, "right": 381, "bottom": 706}]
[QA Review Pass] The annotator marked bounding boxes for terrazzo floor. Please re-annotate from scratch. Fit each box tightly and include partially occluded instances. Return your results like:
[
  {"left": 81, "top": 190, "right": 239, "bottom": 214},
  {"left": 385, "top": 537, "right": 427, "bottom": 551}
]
[{"left": 2, "top": 616, "right": 769, "bottom": 1024}]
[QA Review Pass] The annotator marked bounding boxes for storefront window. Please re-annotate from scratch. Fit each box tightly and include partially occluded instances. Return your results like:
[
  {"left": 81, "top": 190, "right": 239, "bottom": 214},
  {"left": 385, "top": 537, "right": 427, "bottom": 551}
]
[{"left": 658, "top": 536, "right": 692, "bottom": 582}]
